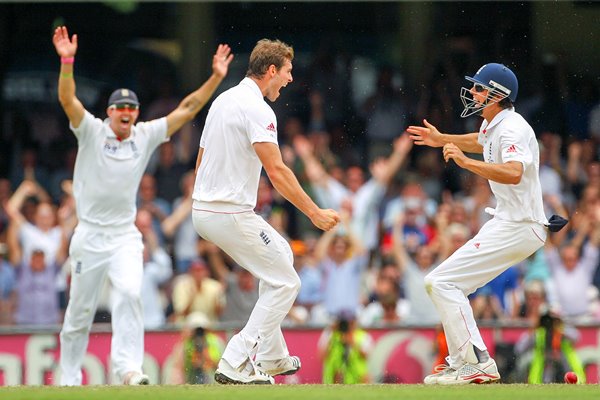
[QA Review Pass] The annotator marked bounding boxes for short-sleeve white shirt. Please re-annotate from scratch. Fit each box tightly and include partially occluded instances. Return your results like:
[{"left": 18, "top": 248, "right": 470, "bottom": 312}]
[
  {"left": 19, "top": 223, "right": 62, "bottom": 266},
  {"left": 193, "top": 78, "right": 278, "bottom": 212},
  {"left": 71, "top": 111, "right": 168, "bottom": 226},
  {"left": 477, "top": 108, "right": 547, "bottom": 223}
]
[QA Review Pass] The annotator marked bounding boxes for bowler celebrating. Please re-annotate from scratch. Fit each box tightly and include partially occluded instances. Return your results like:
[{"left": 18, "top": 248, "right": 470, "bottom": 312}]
[{"left": 192, "top": 39, "right": 340, "bottom": 385}]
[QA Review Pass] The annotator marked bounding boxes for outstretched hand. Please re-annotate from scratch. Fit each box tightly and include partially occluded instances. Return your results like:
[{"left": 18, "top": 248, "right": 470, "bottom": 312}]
[
  {"left": 407, "top": 119, "right": 444, "bottom": 148},
  {"left": 212, "top": 44, "right": 234, "bottom": 79},
  {"left": 53, "top": 26, "right": 78, "bottom": 58}
]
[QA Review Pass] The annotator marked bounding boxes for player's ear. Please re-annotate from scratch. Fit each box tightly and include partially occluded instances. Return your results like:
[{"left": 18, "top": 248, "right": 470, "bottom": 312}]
[{"left": 268, "top": 64, "right": 277, "bottom": 77}]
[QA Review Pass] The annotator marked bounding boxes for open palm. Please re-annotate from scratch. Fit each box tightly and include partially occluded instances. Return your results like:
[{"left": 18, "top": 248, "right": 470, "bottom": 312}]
[
  {"left": 53, "top": 26, "right": 78, "bottom": 58},
  {"left": 212, "top": 44, "right": 234, "bottom": 79}
]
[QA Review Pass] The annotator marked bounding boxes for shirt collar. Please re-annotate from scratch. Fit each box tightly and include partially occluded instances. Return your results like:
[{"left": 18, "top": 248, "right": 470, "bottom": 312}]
[
  {"left": 103, "top": 118, "right": 134, "bottom": 142},
  {"left": 240, "top": 77, "right": 264, "bottom": 99},
  {"left": 483, "top": 107, "right": 514, "bottom": 132}
]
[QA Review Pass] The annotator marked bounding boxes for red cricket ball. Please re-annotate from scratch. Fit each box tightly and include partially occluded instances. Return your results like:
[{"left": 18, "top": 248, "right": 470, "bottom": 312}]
[{"left": 564, "top": 371, "right": 578, "bottom": 384}]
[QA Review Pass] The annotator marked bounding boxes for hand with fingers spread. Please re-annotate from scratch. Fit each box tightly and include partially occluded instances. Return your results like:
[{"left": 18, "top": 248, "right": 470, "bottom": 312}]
[
  {"left": 443, "top": 143, "right": 468, "bottom": 168},
  {"left": 212, "top": 44, "right": 234, "bottom": 79},
  {"left": 407, "top": 119, "right": 445, "bottom": 148},
  {"left": 53, "top": 26, "right": 78, "bottom": 58}
]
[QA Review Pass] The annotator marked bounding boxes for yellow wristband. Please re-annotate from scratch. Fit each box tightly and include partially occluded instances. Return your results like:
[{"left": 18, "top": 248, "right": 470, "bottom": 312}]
[{"left": 60, "top": 72, "right": 73, "bottom": 79}]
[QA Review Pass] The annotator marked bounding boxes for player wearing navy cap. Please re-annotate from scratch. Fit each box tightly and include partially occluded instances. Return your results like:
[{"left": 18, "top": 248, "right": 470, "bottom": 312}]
[
  {"left": 408, "top": 63, "right": 549, "bottom": 384},
  {"left": 53, "top": 26, "right": 233, "bottom": 386}
]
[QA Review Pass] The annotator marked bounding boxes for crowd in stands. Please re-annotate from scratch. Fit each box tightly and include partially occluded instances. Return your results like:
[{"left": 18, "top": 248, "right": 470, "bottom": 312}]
[{"left": 0, "top": 47, "right": 599, "bottom": 336}]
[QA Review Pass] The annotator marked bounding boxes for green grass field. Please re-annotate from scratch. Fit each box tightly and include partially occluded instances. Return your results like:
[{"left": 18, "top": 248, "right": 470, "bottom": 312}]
[{"left": 0, "top": 384, "right": 596, "bottom": 400}]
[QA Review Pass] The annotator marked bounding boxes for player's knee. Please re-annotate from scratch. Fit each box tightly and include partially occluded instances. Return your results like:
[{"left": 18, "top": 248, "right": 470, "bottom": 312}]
[{"left": 114, "top": 290, "right": 142, "bottom": 306}]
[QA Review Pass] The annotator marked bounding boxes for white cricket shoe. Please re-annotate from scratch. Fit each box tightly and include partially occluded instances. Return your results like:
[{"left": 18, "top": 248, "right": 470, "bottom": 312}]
[
  {"left": 436, "top": 358, "right": 500, "bottom": 385},
  {"left": 124, "top": 372, "right": 150, "bottom": 385},
  {"left": 256, "top": 355, "right": 301, "bottom": 376},
  {"left": 423, "top": 364, "right": 456, "bottom": 384},
  {"left": 215, "top": 358, "right": 274, "bottom": 385}
]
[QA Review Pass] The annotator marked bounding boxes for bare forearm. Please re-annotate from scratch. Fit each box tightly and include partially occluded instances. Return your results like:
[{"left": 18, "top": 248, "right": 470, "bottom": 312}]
[
  {"left": 302, "top": 155, "right": 328, "bottom": 186},
  {"left": 161, "top": 199, "right": 192, "bottom": 238},
  {"left": 267, "top": 165, "right": 319, "bottom": 221},
  {"left": 181, "top": 75, "right": 222, "bottom": 118},
  {"left": 58, "top": 62, "right": 76, "bottom": 107},
  {"left": 461, "top": 158, "right": 522, "bottom": 185},
  {"left": 315, "top": 229, "right": 336, "bottom": 261},
  {"left": 391, "top": 227, "right": 409, "bottom": 271},
  {"left": 6, "top": 221, "right": 21, "bottom": 266},
  {"left": 378, "top": 148, "right": 410, "bottom": 185},
  {"left": 441, "top": 132, "right": 482, "bottom": 153},
  {"left": 167, "top": 75, "right": 223, "bottom": 136}
]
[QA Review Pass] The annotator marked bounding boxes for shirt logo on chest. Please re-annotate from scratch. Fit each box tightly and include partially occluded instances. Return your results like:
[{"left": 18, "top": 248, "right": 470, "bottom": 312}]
[
  {"left": 102, "top": 139, "right": 140, "bottom": 159},
  {"left": 104, "top": 142, "right": 119, "bottom": 155}
]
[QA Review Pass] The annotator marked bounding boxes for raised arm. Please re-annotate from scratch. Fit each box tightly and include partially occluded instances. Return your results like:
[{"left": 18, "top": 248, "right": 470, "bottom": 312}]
[
  {"left": 370, "top": 134, "right": 413, "bottom": 186},
  {"left": 6, "top": 181, "right": 38, "bottom": 228},
  {"left": 161, "top": 196, "right": 192, "bottom": 238},
  {"left": 53, "top": 26, "right": 85, "bottom": 128},
  {"left": 293, "top": 134, "right": 330, "bottom": 187},
  {"left": 5, "top": 207, "right": 22, "bottom": 266},
  {"left": 407, "top": 119, "right": 482, "bottom": 153},
  {"left": 200, "top": 241, "right": 230, "bottom": 286},
  {"left": 336, "top": 208, "right": 366, "bottom": 257},
  {"left": 165, "top": 45, "right": 234, "bottom": 137},
  {"left": 254, "top": 142, "right": 340, "bottom": 231},
  {"left": 314, "top": 228, "right": 337, "bottom": 263},
  {"left": 391, "top": 213, "right": 410, "bottom": 273}
]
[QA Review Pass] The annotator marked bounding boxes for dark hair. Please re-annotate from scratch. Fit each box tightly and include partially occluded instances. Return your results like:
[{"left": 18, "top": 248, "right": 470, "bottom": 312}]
[
  {"left": 498, "top": 97, "right": 514, "bottom": 110},
  {"left": 246, "top": 39, "right": 294, "bottom": 78}
]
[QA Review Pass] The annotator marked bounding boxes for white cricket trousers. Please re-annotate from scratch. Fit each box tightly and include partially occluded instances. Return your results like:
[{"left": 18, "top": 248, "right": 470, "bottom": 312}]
[
  {"left": 60, "top": 221, "right": 145, "bottom": 385},
  {"left": 192, "top": 208, "right": 300, "bottom": 368},
  {"left": 425, "top": 218, "right": 547, "bottom": 368}
]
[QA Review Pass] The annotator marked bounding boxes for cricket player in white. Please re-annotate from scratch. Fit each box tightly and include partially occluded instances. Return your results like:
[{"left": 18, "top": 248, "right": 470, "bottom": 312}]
[
  {"left": 53, "top": 26, "right": 233, "bottom": 385},
  {"left": 408, "top": 63, "right": 549, "bottom": 384},
  {"left": 192, "top": 39, "right": 340, "bottom": 384}
]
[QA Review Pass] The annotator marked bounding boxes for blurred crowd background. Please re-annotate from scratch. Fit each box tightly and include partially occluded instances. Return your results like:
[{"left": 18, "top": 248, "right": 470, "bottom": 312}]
[{"left": 0, "top": 2, "right": 599, "bottom": 337}]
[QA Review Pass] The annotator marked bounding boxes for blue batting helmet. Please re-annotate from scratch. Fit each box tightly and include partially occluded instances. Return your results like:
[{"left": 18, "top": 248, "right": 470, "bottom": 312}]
[
  {"left": 460, "top": 63, "right": 519, "bottom": 118},
  {"left": 466, "top": 63, "right": 518, "bottom": 102}
]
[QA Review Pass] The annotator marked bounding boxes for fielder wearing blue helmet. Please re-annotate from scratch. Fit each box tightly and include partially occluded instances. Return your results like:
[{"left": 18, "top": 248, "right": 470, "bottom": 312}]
[{"left": 460, "top": 63, "right": 519, "bottom": 118}]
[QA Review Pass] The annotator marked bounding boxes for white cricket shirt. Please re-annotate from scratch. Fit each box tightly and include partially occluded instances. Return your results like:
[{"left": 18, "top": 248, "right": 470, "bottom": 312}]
[
  {"left": 477, "top": 108, "right": 547, "bottom": 224},
  {"left": 193, "top": 78, "right": 278, "bottom": 212},
  {"left": 70, "top": 111, "right": 168, "bottom": 226}
]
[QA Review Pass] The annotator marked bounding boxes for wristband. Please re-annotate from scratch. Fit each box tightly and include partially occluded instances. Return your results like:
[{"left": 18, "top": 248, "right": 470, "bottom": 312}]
[
  {"left": 60, "top": 72, "right": 73, "bottom": 79},
  {"left": 61, "top": 57, "right": 75, "bottom": 64}
]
